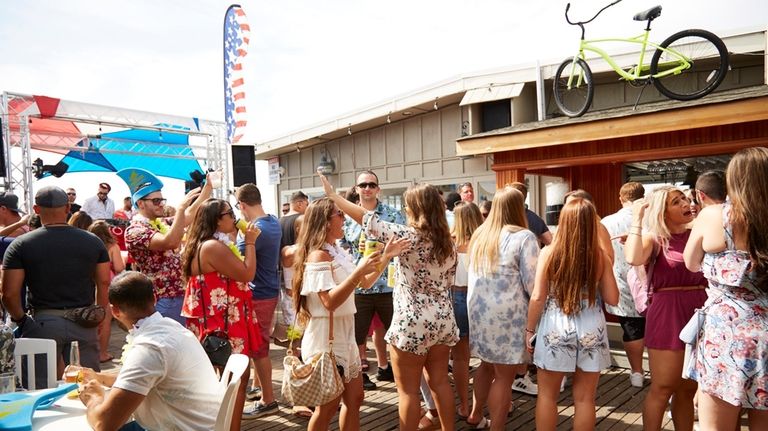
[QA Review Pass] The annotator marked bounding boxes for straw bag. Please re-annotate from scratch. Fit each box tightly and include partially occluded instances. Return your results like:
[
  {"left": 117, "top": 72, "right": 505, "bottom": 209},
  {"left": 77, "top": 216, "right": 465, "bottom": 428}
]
[{"left": 281, "top": 311, "right": 344, "bottom": 407}]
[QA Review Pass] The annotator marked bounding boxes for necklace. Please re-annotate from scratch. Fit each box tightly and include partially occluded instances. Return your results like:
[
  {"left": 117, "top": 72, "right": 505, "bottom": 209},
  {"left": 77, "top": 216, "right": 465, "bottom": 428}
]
[
  {"left": 135, "top": 214, "right": 169, "bottom": 234},
  {"left": 214, "top": 232, "right": 244, "bottom": 261}
]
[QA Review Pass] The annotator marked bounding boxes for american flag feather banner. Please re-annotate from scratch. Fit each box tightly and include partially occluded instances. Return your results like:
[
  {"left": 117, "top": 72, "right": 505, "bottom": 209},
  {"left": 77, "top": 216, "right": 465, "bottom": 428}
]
[{"left": 223, "top": 4, "right": 251, "bottom": 144}]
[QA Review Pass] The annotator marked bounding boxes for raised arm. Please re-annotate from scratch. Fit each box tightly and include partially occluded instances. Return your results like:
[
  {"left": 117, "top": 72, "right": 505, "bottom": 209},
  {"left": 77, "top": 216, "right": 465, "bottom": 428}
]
[
  {"left": 624, "top": 199, "right": 655, "bottom": 265},
  {"left": 147, "top": 188, "right": 201, "bottom": 251},
  {"left": 318, "top": 172, "right": 366, "bottom": 224}
]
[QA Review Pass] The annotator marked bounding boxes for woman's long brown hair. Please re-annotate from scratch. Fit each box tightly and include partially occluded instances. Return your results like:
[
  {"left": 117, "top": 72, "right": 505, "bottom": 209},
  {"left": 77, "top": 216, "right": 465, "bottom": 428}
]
[
  {"left": 546, "top": 198, "right": 601, "bottom": 315},
  {"left": 180, "top": 198, "right": 227, "bottom": 278},
  {"left": 403, "top": 183, "right": 454, "bottom": 265},
  {"left": 727, "top": 146, "right": 768, "bottom": 287},
  {"left": 291, "top": 198, "right": 337, "bottom": 323}
]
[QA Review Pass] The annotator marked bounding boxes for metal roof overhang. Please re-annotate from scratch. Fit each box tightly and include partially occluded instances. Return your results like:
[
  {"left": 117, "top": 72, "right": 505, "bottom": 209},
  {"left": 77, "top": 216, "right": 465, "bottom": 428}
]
[
  {"left": 459, "top": 83, "right": 524, "bottom": 106},
  {"left": 455, "top": 85, "right": 768, "bottom": 158}
]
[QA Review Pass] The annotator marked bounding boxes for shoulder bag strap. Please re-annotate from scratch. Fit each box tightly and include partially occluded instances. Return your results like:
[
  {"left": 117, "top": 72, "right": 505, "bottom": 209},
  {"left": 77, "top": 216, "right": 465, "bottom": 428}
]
[
  {"left": 197, "top": 241, "right": 229, "bottom": 332},
  {"left": 646, "top": 240, "right": 660, "bottom": 305}
]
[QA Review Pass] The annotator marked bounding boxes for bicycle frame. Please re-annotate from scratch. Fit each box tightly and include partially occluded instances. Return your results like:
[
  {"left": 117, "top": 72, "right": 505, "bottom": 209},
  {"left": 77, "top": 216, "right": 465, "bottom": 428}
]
[{"left": 565, "top": 31, "right": 693, "bottom": 89}]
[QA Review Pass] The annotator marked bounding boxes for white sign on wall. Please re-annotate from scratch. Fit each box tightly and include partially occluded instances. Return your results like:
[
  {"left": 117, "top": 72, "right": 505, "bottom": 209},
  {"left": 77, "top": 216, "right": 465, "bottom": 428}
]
[{"left": 268, "top": 157, "right": 281, "bottom": 185}]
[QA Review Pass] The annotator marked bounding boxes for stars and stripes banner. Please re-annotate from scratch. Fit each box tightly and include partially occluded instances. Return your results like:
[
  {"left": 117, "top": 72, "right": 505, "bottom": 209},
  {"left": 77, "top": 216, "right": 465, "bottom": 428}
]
[{"left": 223, "top": 4, "right": 251, "bottom": 144}]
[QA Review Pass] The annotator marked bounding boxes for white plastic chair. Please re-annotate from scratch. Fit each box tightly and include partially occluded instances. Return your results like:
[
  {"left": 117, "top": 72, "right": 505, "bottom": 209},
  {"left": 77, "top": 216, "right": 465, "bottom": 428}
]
[
  {"left": 215, "top": 354, "right": 249, "bottom": 431},
  {"left": 13, "top": 338, "right": 58, "bottom": 389}
]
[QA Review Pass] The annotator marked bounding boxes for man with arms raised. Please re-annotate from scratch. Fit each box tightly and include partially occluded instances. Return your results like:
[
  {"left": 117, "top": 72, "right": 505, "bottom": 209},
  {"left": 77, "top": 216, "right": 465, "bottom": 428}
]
[
  {"left": 78, "top": 271, "right": 221, "bottom": 431},
  {"left": 120, "top": 168, "right": 211, "bottom": 324}
]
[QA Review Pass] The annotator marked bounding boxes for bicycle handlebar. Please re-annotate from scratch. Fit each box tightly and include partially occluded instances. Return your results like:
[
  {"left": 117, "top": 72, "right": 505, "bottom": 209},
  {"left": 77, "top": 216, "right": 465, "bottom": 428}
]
[{"left": 565, "top": 0, "right": 623, "bottom": 26}]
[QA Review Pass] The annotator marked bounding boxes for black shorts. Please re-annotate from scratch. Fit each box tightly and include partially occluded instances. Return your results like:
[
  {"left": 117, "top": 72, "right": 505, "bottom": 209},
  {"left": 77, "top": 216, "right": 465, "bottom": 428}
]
[{"left": 617, "top": 316, "right": 646, "bottom": 342}]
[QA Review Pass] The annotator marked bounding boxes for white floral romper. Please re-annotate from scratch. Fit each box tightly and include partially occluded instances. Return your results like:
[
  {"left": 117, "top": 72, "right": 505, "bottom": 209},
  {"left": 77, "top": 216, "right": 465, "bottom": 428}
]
[
  {"left": 533, "top": 296, "right": 611, "bottom": 373},
  {"left": 363, "top": 212, "right": 459, "bottom": 355}
]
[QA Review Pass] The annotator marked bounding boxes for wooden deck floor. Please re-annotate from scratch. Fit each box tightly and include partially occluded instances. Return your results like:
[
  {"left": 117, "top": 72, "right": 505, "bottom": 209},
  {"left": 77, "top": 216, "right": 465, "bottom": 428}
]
[{"left": 104, "top": 321, "right": 750, "bottom": 430}]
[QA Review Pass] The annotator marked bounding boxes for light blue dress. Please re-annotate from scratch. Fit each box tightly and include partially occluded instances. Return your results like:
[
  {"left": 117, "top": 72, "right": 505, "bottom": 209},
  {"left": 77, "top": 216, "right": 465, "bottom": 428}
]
[
  {"left": 467, "top": 228, "right": 538, "bottom": 365},
  {"left": 534, "top": 296, "right": 611, "bottom": 373}
]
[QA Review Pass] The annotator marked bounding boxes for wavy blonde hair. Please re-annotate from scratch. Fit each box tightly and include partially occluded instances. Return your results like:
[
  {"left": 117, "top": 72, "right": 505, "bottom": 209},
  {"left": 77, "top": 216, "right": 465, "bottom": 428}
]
[
  {"left": 452, "top": 202, "right": 483, "bottom": 249},
  {"left": 643, "top": 185, "right": 685, "bottom": 254},
  {"left": 468, "top": 188, "right": 527, "bottom": 275},
  {"left": 547, "top": 198, "right": 601, "bottom": 315}
]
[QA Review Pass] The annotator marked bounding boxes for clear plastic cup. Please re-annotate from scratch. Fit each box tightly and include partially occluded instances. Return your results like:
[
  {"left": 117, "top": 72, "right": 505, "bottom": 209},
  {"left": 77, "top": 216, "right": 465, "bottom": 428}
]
[{"left": 209, "top": 170, "right": 223, "bottom": 188}]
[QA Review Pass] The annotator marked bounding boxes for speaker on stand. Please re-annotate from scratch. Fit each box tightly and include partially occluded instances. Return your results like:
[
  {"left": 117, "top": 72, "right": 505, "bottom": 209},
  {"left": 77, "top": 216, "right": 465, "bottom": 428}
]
[{"left": 231, "top": 145, "right": 256, "bottom": 186}]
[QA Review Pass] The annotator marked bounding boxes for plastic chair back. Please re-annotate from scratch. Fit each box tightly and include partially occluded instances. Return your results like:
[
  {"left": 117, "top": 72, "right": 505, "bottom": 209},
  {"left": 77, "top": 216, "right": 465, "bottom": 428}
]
[
  {"left": 13, "top": 338, "right": 58, "bottom": 390},
  {"left": 214, "top": 354, "right": 249, "bottom": 431}
]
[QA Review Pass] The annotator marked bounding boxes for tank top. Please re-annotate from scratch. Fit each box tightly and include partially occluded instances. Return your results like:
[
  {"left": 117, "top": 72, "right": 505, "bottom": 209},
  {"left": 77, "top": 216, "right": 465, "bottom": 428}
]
[
  {"left": 454, "top": 252, "right": 468, "bottom": 287},
  {"left": 650, "top": 230, "right": 707, "bottom": 289}
]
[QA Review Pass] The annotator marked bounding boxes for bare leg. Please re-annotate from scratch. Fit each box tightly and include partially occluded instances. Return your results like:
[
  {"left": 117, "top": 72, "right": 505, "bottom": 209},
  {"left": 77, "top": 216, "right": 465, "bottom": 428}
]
[
  {"left": 571, "top": 368, "right": 600, "bottom": 431},
  {"left": 643, "top": 348, "right": 690, "bottom": 431},
  {"left": 98, "top": 312, "right": 113, "bottom": 361},
  {"left": 373, "top": 326, "right": 388, "bottom": 368},
  {"left": 253, "top": 356, "right": 274, "bottom": 404},
  {"left": 423, "top": 345, "right": 455, "bottom": 431},
  {"left": 339, "top": 375, "right": 364, "bottom": 431},
  {"left": 308, "top": 394, "right": 342, "bottom": 431},
  {"left": 748, "top": 408, "right": 768, "bottom": 430},
  {"left": 230, "top": 366, "right": 250, "bottom": 431},
  {"left": 391, "top": 346, "right": 427, "bottom": 430},
  {"left": 488, "top": 363, "right": 523, "bottom": 431},
  {"left": 451, "top": 337, "right": 470, "bottom": 418},
  {"left": 535, "top": 368, "right": 565, "bottom": 431},
  {"left": 623, "top": 338, "right": 645, "bottom": 374},
  {"left": 468, "top": 361, "right": 493, "bottom": 424},
  {"left": 697, "top": 390, "right": 743, "bottom": 431}
]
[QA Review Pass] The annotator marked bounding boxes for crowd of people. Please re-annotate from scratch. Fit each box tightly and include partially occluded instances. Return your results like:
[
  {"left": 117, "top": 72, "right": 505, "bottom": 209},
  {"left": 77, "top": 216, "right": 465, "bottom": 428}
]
[{"left": 0, "top": 146, "right": 766, "bottom": 431}]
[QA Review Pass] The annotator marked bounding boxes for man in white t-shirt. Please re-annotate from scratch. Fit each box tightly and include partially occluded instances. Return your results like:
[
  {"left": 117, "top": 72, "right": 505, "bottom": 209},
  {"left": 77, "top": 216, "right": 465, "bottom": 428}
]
[{"left": 78, "top": 271, "right": 221, "bottom": 430}]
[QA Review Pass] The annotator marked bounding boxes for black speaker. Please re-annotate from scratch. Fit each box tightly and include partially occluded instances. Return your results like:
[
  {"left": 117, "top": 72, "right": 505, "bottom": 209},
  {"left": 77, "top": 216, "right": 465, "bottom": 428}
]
[
  {"left": 231, "top": 145, "right": 256, "bottom": 186},
  {"left": 0, "top": 118, "right": 6, "bottom": 177}
]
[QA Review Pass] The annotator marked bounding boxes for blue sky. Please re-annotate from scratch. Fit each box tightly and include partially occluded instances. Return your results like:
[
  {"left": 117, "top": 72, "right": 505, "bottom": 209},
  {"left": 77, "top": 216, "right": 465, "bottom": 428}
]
[{"left": 2, "top": 0, "right": 764, "bottom": 143}]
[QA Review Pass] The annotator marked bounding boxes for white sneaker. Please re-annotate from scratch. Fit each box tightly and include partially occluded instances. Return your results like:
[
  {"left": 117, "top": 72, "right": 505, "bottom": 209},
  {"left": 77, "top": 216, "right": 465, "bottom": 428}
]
[
  {"left": 512, "top": 373, "right": 538, "bottom": 395},
  {"left": 629, "top": 372, "right": 644, "bottom": 388}
]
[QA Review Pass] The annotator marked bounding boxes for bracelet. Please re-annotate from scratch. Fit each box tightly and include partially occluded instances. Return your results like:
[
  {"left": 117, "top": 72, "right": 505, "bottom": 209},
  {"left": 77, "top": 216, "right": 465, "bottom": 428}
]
[
  {"left": 525, "top": 328, "right": 535, "bottom": 333},
  {"left": 629, "top": 232, "right": 642, "bottom": 236}
]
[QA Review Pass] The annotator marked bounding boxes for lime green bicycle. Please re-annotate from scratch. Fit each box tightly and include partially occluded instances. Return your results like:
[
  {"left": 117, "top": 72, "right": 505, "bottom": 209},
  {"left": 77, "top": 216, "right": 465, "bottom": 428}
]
[{"left": 554, "top": 0, "right": 729, "bottom": 117}]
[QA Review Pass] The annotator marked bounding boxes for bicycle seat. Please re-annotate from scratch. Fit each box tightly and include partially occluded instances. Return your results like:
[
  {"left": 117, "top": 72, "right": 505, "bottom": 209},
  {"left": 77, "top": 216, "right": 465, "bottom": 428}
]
[{"left": 633, "top": 5, "right": 662, "bottom": 21}]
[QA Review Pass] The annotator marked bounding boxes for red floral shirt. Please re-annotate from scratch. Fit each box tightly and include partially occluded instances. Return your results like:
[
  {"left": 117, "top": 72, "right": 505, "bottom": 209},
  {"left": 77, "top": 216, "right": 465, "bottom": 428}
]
[{"left": 125, "top": 216, "right": 184, "bottom": 299}]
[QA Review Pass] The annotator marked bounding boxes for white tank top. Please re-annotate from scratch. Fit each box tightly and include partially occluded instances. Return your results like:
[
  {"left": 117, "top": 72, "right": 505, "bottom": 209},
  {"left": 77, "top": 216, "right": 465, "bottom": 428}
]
[{"left": 454, "top": 252, "right": 468, "bottom": 287}]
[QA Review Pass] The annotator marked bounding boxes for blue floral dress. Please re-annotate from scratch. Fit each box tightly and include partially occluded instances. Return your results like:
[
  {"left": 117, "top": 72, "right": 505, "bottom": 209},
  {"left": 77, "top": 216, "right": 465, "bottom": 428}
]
[
  {"left": 467, "top": 228, "right": 538, "bottom": 365},
  {"left": 693, "top": 202, "right": 768, "bottom": 409}
]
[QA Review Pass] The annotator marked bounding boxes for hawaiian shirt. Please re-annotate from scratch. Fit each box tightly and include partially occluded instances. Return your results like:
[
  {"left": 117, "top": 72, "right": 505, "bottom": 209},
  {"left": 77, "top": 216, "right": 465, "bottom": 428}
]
[
  {"left": 341, "top": 201, "right": 405, "bottom": 294},
  {"left": 125, "top": 216, "right": 184, "bottom": 299},
  {"left": 600, "top": 207, "right": 641, "bottom": 317}
]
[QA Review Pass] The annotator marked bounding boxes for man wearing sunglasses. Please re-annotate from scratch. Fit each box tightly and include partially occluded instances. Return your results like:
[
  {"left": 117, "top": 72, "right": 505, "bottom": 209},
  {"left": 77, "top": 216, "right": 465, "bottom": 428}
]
[
  {"left": 340, "top": 170, "right": 404, "bottom": 390},
  {"left": 119, "top": 168, "right": 212, "bottom": 325},
  {"left": 82, "top": 183, "right": 115, "bottom": 220}
]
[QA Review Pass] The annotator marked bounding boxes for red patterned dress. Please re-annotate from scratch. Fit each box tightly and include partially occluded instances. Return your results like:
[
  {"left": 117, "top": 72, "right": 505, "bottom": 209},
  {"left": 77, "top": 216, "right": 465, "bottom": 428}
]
[{"left": 182, "top": 272, "right": 261, "bottom": 356}]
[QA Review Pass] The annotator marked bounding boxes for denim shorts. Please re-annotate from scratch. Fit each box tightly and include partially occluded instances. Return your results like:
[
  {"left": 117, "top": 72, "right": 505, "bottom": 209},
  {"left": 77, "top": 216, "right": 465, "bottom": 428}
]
[{"left": 452, "top": 289, "right": 469, "bottom": 338}]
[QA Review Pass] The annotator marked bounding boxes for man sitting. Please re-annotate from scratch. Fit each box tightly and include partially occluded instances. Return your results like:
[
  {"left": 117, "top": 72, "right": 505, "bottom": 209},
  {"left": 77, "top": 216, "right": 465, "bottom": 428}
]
[{"left": 78, "top": 271, "right": 221, "bottom": 431}]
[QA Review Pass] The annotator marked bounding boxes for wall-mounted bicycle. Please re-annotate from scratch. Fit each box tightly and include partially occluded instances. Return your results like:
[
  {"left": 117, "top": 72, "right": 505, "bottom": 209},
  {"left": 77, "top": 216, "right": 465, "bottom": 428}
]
[{"left": 553, "top": 0, "right": 729, "bottom": 117}]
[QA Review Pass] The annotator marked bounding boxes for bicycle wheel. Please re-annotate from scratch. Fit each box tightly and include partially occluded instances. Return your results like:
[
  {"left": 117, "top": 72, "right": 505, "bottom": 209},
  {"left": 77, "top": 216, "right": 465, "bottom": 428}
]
[
  {"left": 553, "top": 57, "right": 594, "bottom": 117},
  {"left": 650, "top": 29, "right": 728, "bottom": 101}
]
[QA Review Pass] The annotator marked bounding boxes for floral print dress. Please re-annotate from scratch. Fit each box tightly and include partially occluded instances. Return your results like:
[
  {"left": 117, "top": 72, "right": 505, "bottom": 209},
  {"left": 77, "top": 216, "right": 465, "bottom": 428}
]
[
  {"left": 182, "top": 272, "right": 262, "bottom": 356},
  {"left": 467, "top": 228, "right": 538, "bottom": 365},
  {"left": 363, "top": 212, "right": 459, "bottom": 355},
  {"left": 694, "top": 202, "right": 768, "bottom": 409},
  {"left": 533, "top": 295, "right": 611, "bottom": 372}
]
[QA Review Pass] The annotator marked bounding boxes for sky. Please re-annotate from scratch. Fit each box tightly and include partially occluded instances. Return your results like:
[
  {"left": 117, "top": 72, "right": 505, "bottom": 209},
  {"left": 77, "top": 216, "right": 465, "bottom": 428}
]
[{"left": 0, "top": 0, "right": 765, "bottom": 210}]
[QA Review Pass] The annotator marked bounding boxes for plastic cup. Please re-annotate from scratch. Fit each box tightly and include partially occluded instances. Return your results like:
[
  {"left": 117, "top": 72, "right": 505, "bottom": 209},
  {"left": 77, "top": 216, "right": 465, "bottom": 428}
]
[
  {"left": 236, "top": 219, "right": 248, "bottom": 235},
  {"left": 0, "top": 372, "right": 14, "bottom": 394},
  {"left": 209, "top": 171, "right": 223, "bottom": 188},
  {"left": 363, "top": 240, "right": 381, "bottom": 257}
]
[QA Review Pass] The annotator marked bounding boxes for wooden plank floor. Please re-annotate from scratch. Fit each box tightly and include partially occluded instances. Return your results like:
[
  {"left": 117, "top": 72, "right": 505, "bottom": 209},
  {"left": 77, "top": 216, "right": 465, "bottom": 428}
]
[{"left": 104, "top": 321, "right": 751, "bottom": 430}]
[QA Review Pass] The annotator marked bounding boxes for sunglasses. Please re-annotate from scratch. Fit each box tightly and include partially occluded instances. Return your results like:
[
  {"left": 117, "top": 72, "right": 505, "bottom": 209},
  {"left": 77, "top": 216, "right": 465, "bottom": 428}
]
[
  {"left": 140, "top": 197, "right": 167, "bottom": 206},
  {"left": 357, "top": 182, "right": 378, "bottom": 189},
  {"left": 329, "top": 209, "right": 344, "bottom": 218},
  {"left": 220, "top": 209, "right": 235, "bottom": 219},
  {"left": 66, "top": 192, "right": 76, "bottom": 196}
]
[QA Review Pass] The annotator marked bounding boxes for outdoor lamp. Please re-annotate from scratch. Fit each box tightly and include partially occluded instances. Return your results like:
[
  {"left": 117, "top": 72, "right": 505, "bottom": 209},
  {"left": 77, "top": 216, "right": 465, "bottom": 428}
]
[{"left": 316, "top": 150, "right": 335, "bottom": 175}]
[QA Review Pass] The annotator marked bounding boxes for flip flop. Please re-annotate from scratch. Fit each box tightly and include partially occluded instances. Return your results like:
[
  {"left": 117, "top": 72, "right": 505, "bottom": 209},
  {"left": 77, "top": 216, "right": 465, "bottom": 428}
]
[
  {"left": 292, "top": 406, "right": 313, "bottom": 418},
  {"left": 467, "top": 417, "right": 490, "bottom": 429},
  {"left": 417, "top": 410, "right": 440, "bottom": 430}
]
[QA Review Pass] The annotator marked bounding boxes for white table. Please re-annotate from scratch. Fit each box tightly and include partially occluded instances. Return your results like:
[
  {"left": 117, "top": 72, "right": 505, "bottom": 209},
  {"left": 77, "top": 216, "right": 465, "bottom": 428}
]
[{"left": 31, "top": 391, "right": 91, "bottom": 430}]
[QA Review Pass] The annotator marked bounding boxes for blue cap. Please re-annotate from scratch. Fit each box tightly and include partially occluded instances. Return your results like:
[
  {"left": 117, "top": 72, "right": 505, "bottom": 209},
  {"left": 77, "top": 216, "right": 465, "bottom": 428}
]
[{"left": 116, "top": 168, "right": 163, "bottom": 208}]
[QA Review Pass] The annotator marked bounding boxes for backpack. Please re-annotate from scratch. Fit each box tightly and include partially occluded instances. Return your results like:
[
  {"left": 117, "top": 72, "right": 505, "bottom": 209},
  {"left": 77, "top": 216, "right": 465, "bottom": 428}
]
[{"left": 627, "top": 243, "right": 659, "bottom": 316}]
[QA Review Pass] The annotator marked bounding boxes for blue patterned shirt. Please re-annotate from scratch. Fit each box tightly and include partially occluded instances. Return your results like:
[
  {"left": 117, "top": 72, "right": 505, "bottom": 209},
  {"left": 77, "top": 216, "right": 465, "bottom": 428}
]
[{"left": 341, "top": 201, "right": 405, "bottom": 294}]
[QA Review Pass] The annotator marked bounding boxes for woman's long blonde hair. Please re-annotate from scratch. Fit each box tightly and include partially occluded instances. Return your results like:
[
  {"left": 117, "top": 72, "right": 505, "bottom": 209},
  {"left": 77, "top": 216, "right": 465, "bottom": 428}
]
[
  {"left": 468, "top": 188, "right": 527, "bottom": 275},
  {"left": 643, "top": 185, "right": 684, "bottom": 253},
  {"left": 727, "top": 146, "right": 768, "bottom": 287},
  {"left": 452, "top": 202, "right": 483, "bottom": 249},
  {"left": 291, "top": 198, "right": 337, "bottom": 322},
  {"left": 546, "top": 198, "right": 601, "bottom": 315},
  {"left": 404, "top": 184, "right": 454, "bottom": 265}
]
